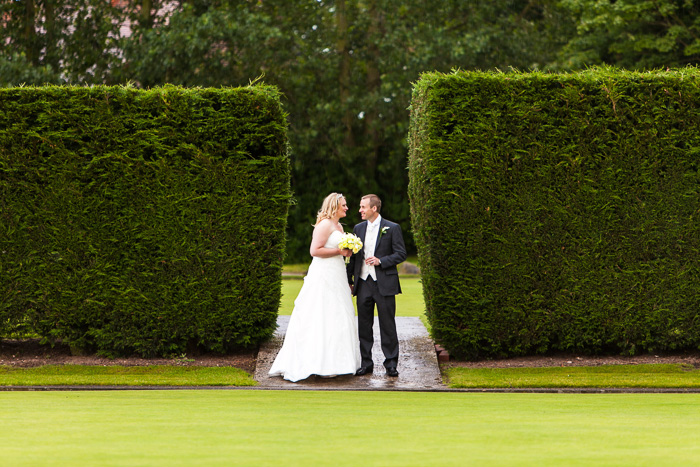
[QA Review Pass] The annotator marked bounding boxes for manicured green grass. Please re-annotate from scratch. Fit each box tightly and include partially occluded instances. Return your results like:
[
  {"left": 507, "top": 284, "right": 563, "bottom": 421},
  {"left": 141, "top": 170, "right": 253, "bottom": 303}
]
[
  {"left": 1, "top": 391, "right": 699, "bottom": 466},
  {"left": 447, "top": 364, "right": 700, "bottom": 389},
  {"left": 0, "top": 365, "right": 256, "bottom": 387},
  {"left": 279, "top": 277, "right": 304, "bottom": 314},
  {"left": 281, "top": 276, "right": 426, "bottom": 319},
  {"left": 8, "top": 362, "right": 700, "bottom": 390},
  {"left": 282, "top": 255, "right": 419, "bottom": 275},
  {"left": 395, "top": 277, "right": 425, "bottom": 318},
  {"left": 282, "top": 262, "right": 310, "bottom": 275}
]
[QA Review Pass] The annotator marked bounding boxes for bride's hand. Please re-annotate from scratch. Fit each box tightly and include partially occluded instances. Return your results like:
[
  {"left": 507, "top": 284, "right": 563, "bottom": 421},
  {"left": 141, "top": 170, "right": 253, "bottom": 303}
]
[{"left": 340, "top": 248, "right": 352, "bottom": 257}]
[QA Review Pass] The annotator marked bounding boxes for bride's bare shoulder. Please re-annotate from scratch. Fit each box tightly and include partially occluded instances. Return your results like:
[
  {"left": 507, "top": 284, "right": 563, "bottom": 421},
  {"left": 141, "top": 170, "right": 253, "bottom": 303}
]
[
  {"left": 313, "top": 219, "right": 335, "bottom": 235},
  {"left": 314, "top": 218, "right": 335, "bottom": 229}
]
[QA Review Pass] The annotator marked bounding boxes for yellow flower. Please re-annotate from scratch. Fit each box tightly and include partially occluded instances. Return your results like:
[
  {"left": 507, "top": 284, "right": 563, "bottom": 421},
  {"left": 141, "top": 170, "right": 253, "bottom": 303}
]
[{"left": 338, "top": 233, "right": 363, "bottom": 263}]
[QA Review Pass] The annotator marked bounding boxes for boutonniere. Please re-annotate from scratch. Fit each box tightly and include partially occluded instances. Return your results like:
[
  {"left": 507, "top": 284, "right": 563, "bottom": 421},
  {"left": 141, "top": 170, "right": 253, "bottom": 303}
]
[{"left": 379, "top": 226, "right": 390, "bottom": 238}]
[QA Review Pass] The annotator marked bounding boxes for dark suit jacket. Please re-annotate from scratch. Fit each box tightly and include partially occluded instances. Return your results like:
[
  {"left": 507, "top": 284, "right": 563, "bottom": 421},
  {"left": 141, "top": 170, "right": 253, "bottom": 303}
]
[{"left": 346, "top": 218, "right": 407, "bottom": 297}]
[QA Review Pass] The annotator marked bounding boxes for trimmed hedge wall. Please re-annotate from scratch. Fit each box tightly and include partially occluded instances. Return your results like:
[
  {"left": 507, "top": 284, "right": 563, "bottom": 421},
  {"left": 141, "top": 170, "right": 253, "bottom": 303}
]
[
  {"left": 409, "top": 68, "right": 700, "bottom": 359},
  {"left": 0, "top": 84, "right": 291, "bottom": 357}
]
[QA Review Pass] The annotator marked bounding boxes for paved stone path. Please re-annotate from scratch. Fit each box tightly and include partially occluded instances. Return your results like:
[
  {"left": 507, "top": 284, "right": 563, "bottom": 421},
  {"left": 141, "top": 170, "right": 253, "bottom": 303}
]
[{"left": 255, "top": 316, "right": 444, "bottom": 390}]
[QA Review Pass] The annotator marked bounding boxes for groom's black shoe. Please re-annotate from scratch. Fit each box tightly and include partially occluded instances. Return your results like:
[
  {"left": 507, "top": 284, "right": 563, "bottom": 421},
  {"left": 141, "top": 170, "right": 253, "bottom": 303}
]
[
  {"left": 386, "top": 367, "right": 399, "bottom": 377},
  {"left": 355, "top": 366, "right": 373, "bottom": 376}
]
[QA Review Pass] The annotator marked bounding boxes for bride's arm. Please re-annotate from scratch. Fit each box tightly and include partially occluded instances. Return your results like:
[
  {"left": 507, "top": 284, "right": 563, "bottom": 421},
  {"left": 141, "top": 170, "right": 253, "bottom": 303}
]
[{"left": 309, "top": 220, "right": 343, "bottom": 258}]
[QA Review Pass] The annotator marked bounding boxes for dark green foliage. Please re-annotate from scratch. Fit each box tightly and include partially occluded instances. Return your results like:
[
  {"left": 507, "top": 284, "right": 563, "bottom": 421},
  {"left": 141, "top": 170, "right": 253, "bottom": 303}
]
[
  {"left": 409, "top": 68, "right": 700, "bottom": 359},
  {"left": 0, "top": 84, "right": 290, "bottom": 357},
  {"left": 1, "top": 1, "right": 580, "bottom": 263}
]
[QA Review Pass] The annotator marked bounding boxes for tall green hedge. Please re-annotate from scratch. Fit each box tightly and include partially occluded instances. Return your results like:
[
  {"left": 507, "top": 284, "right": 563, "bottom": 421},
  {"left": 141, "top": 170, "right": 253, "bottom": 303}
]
[
  {"left": 409, "top": 68, "right": 700, "bottom": 359},
  {"left": 0, "top": 84, "right": 291, "bottom": 357}
]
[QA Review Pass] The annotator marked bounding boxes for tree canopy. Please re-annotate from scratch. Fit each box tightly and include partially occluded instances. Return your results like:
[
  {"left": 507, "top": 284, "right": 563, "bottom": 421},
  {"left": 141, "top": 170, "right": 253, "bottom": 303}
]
[{"left": 2, "top": 0, "right": 698, "bottom": 260}]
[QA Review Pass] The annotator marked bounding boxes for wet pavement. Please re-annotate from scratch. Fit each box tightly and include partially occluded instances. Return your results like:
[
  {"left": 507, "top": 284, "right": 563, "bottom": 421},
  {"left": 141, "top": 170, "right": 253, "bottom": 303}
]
[{"left": 255, "top": 316, "right": 444, "bottom": 391}]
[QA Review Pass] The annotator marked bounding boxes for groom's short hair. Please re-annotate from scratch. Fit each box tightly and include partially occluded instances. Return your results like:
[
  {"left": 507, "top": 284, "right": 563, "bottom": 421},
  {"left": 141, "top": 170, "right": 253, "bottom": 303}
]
[{"left": 362, "top": 194, "right": 382, "bottom": 213}]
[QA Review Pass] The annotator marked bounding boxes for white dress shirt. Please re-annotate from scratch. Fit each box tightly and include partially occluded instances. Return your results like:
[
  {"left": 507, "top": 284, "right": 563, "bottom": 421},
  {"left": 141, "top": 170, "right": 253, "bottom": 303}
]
[{"left": 360, "top": 215, "right": 382, "bottom": 281}]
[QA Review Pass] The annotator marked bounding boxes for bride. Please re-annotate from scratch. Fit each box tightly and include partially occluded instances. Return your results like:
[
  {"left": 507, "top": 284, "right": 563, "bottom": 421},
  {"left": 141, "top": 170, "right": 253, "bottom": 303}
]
[{"left": 268, "top": 192, "right": 361, "bottom": 382}]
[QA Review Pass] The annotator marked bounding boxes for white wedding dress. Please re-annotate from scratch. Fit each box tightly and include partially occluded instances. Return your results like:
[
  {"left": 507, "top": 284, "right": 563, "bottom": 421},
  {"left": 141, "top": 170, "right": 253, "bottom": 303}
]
[{"left": 269, "top": 230, "right": 361, "bottom": 382}]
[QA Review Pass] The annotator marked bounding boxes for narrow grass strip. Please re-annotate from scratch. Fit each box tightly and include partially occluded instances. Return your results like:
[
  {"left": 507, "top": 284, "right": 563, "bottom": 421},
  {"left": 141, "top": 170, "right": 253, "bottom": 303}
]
[
  {"left": 447, "top": 363, "right": 700, "bottom": 388},
  {"left": 0, "top": 365, "right": 257, "bottom": 387}
]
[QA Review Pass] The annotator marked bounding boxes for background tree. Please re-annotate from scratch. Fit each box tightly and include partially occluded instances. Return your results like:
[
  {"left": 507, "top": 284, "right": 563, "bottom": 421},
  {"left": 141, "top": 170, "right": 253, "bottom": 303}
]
[
  {"left": 0, "top": 0, "right": 128, "bottom": 85},
  {"left": 557, "top": 0, "right": 700, "bottom": 69}
]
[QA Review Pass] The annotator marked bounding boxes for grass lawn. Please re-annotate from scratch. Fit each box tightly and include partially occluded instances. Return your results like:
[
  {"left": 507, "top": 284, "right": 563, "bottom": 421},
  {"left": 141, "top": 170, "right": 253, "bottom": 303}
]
[
  {"left": 0, "top": 364, "right": 256, "bottom": 387},
  {"left": 281, "top": 276, "right": 426, "bottom": 320},
  {"left": 6, "top": 362, "right": 700, "bottom": 389},
  {"left": 1, "top": 390, "right": 699, "bottom": 466},
  {"left": 281, "top": 255, "right": 420, "bottom": 276},
  {"left": 447, "top": 364, "right": 700, "bottom": 389}
]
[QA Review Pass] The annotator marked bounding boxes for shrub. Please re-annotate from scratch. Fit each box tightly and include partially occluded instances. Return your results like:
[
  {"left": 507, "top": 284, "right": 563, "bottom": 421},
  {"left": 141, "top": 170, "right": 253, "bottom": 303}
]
[
  {"left": 409, "top": 68, "right": 700, "bottom": 359},
  {"left": 0, "top": 84, "right": 291, "bottom": 356}
]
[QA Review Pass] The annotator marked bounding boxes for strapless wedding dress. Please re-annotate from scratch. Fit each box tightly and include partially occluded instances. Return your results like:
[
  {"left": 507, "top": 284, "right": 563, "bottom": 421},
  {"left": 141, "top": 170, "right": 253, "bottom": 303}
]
[{"left": 269, "top": 230, "right": 361, "bottom": 382}]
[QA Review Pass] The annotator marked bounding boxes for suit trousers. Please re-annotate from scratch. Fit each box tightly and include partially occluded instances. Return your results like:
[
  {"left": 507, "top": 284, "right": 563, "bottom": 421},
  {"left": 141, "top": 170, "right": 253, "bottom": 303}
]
[{"left": 356, "top": 277, "right": 399, "bottom": 369}]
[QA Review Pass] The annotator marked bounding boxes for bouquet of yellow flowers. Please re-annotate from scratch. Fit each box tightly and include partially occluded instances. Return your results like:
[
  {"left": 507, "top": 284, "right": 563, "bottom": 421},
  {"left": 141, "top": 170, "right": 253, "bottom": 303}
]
[{"left": 338, "top": 232, "right": 363, "bottom": 264}]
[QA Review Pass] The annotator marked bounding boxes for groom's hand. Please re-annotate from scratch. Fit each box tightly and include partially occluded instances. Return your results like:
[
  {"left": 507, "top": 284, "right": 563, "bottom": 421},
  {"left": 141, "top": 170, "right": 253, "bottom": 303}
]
[{"left": 365, "top": 256, "right": 380, "bottom": 266}]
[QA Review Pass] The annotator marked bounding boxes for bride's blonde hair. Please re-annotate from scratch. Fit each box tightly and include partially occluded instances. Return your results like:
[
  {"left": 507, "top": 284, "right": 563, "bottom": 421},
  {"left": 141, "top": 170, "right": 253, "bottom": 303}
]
[{"left": 315, "top": 192, "right": 345, "bottom": 225}]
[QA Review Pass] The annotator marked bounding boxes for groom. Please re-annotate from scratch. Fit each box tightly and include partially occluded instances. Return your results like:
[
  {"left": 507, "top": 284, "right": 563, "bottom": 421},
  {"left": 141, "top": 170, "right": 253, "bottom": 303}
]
[{"left": 347, "top": 194, "right": 407, "bottom": 377}]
